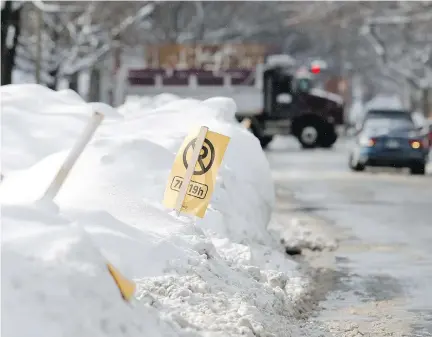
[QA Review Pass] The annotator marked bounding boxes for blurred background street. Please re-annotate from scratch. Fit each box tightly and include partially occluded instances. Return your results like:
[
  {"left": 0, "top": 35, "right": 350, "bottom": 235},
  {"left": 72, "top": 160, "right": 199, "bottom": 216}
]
[
  {"left": 3, "top": 1, "right": 432, "bottom": 118},
  {"left": 269, "top": 136, "right": 432, "bottom": 336},
  {"left": 2, "top": 1, "right": 432, "bottom": 336}
]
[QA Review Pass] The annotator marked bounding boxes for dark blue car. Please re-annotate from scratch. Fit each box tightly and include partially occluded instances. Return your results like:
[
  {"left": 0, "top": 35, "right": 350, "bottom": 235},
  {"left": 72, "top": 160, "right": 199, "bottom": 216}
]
[{"left": 349, "top": 118, "right": 429, "bottom": 175}]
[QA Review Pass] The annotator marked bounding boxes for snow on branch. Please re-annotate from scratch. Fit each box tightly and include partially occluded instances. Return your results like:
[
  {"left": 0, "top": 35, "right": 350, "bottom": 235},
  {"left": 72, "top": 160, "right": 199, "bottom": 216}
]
[
  {"left": 366, "top": 11, "right": 432, "bottom": 25},
  {"left": 363, "top": 23, "right": 430, "bottom": 88},
  {"left": 361, "top": 25, "right": 385, "bottom": 57},
  {"left": 282, "top": 3, "right": 337, "bottom": 27},
  {"left": 111, "top": 3, "right": 154, "bottom": 38},
  {"left": 32, "top": 0, "right": 82, "bottom": 13},
  {"left": 14, "top": 1, "right": 156, "bottom": 88},
  {"left": 59, "top": 2, "right": 155, "bottom": 75}
]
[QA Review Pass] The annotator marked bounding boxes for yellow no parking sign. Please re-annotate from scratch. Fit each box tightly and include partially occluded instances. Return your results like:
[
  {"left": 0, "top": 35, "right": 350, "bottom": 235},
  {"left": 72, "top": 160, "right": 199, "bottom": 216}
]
[{"left": 163, "top": 126, "right": 230, "bottom": 218}]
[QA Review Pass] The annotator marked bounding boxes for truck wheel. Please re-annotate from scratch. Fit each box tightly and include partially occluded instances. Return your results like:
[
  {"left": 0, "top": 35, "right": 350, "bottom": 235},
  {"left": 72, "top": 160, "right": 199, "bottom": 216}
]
[
  {"left": 319, "top": 125, "right": 338, "bottom": 148},
  {"left": 259, "top": 136, "right": 273, "bottom": 149},
  {"left": 297, "top": 123, "right": 320, "bottom": 149}
]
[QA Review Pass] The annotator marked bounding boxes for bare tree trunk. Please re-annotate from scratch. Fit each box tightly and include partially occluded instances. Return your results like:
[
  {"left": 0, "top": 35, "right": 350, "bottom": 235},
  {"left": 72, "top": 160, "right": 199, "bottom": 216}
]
[
  {"left": 47, "top": 67, "right": 60, "bottom": 90},
  {"left": 411, "top": 90, "right": 420, "bottom": 112},
  {"left": 47, "top": 14, "right": 61, "bottom": 90},
  {"left": 422, "top": 87, "right": 431, "bottom": 118},
  {"left": 403, "top": 80, "right": 411, "bottom": 110},
  {"left": 1, "top": 1, "right": 22, "bottom": 85},
  {"left": 69, "top": 72, "right": 79, "bottom": 92},
  {"left": 88, "top": 67, "right": 101, "bottom": 102},
  {"left": 35, "top": 8, "right": 42, "bottom": 84}
]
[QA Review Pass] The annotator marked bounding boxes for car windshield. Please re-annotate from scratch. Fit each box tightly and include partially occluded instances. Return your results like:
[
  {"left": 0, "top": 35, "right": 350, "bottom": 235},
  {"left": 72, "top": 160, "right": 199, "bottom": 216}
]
[
  {"left": 362, "top": 118, "right": 415, "bottom": 134},
  {"left": 366, "top": 109, "right": 412, "bottom": 121}
]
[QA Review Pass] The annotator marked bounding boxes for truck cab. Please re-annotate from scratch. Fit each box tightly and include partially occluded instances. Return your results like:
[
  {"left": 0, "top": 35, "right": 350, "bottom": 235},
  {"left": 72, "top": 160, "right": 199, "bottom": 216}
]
[{"left": 244, "top": 63, "right": 345, "bottom": 149}]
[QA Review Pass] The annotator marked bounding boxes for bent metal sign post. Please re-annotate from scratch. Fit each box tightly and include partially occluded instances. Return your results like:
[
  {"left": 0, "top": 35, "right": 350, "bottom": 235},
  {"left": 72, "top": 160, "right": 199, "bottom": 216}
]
[{"left": 163, "top": 126, "right": 230, "bottom": 218}]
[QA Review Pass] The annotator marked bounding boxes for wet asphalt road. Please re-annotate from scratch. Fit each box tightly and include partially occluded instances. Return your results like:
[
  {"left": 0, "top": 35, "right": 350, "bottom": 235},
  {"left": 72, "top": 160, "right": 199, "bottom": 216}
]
[{"left": 267, "top": 136, "right": 432, "bottom": 337}]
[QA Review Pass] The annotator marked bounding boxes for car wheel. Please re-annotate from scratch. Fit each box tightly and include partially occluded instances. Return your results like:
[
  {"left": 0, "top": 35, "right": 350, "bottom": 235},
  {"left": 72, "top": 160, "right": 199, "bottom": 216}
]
[
  {"left": 349, "top": 153, "right": 365, "bottom": 172},
  {"left": 409, "top": 163, "right": 426, "bottom": 175}
]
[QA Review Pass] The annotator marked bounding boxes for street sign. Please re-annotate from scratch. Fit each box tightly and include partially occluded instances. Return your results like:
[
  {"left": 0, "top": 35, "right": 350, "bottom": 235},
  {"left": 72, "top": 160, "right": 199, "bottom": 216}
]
[{"left": 163, "top": 126, "right": 230, "bottom": 218}]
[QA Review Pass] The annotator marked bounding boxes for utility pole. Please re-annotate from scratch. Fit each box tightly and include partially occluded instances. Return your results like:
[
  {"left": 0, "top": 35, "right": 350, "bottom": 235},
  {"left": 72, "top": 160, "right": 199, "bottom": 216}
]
[{"left": 35, "top": 6, "right": 42, "bottom": 84}]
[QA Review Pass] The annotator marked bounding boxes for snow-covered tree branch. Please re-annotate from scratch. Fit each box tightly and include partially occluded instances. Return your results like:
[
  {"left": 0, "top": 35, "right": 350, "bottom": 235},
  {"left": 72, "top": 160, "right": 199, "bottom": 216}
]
[
  {"left": 5, "top": 0, "right": 431, "bottom": 113},
  {"left": 17, "top": 1, "right": 155, "bottom": 88},
  {"left": 360, "top": 2, "right": 432, "bottom": 113}
]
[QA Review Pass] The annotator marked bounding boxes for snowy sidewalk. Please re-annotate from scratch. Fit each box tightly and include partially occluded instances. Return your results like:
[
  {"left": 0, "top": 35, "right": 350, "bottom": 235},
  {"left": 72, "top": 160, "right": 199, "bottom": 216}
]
[{"left": 1, "top": 85, "right": 314, "bottom": 337}]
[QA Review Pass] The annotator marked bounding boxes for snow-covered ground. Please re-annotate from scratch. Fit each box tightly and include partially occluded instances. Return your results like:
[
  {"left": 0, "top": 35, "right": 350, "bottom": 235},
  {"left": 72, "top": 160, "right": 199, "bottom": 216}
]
[{"left": 1, "top": 85, "right": 312, "bottom": 337}]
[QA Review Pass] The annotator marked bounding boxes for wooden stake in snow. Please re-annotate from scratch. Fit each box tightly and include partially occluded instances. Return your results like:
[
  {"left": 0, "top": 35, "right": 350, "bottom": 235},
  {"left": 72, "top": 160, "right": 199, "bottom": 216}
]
[
  {"left": 174, "top": 126, "right": 209, "bottom": 216},
  {"left": 42, "top": 111, "right": 104, "bottom": 201}
]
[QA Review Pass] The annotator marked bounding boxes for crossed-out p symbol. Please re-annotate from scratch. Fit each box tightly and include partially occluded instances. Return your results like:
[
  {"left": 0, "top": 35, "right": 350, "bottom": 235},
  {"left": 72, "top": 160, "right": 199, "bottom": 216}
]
[{"left": 182, "top": 138, "right": 215, "bottom": 175}]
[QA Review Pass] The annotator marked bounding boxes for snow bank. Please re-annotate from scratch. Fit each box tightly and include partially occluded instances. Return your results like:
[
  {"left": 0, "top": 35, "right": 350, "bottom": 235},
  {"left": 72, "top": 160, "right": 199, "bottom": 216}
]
[
  {"left": 118, "top": 93, "right": 181, "bottom": 117},
  {"left": 1, "top": 84, "right": 121, "bottom": 174},
  {"left": 269, "top": 217, "right": 338, "bottom": 252},
  {"left": 1, "top": 86, "right": 308, "bottom": 337},
  {"left": 2, "top": 204, "right": 183, "bottom": 337}
]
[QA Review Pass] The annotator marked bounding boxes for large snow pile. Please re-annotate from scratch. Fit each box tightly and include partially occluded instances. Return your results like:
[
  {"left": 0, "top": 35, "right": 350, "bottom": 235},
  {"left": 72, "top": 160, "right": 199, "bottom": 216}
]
[
  {"left": 1, "top": 84, "right": 120, "bottom": 174},
  {"left": 1, "top": 85, "right": 309, "bottom": 337},
  {"left": 118, "top": 93, "right": 182, "bottom": 117}
]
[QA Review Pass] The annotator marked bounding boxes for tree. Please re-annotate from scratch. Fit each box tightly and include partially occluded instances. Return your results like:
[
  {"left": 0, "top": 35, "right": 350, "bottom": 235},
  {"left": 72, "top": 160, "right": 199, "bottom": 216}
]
[
  {"left": 1, "top": 0, "right": 23, "bottom": 85},
  {"left": 127, "top": 1, "right": 287, "bottom": 45},
  {"left": 361, "top": 2, "right": 432, "bottom": 114},
  {"left": 270, "top": 1, "right": 431, "bottom": 108},
  {"left": 8, "top": 0, "right": 431, "bottom": 112},
  {"left": 16, "top": 1, "right": 155, "bottom": 90}
]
